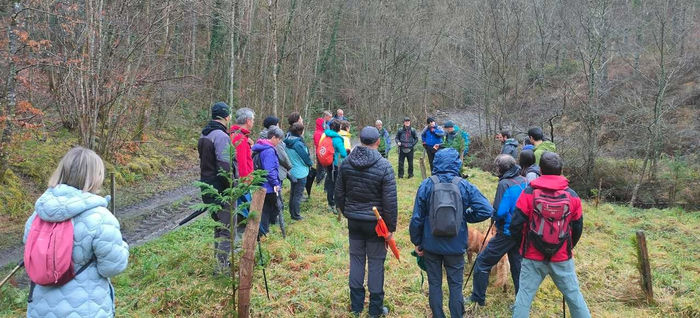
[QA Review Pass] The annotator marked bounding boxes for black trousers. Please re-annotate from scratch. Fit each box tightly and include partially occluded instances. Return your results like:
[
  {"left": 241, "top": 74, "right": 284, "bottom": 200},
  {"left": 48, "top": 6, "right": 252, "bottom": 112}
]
[
  {"left": 424, "top": 252, "right": 465, "bottom": 318},
  {"left": 424, "top": 145, "right": 438, "bottom": 173},
  {"left": 397, "top": 148, "right": 414, "bottom": 178},
  {"left": 325, "top": 165, "right": 339, "bottom": 207},
  {"left": 259, "top": 192, "right": 279, "bottom": 235},
  {"left": 348, "top": 219, "right": 387, "bottom": 315}
]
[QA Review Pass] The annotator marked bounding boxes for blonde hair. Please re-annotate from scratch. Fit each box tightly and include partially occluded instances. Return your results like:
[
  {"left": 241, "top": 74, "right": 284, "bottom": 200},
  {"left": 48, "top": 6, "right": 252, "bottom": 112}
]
[{"left": 48, "top": 147, "right": 105, "bottom": 194}]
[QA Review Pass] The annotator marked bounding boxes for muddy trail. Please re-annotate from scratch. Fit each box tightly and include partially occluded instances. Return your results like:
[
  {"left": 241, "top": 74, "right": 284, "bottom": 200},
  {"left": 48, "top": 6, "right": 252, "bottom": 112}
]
[{"left": 0, "top": 168, "right": 203, "bottom": 278}]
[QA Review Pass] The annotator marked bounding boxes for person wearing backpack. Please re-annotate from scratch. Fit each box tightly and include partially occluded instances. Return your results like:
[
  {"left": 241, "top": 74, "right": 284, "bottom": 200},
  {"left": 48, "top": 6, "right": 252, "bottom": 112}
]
[
  {"left": 314, "top": 111, "right": 333, "bottom": 184},
  {"left": 395, "top": 117, "right": 418, "bottom": 179},
  {"left": 519, "top": 150, "right": 540, "bottom": 183},
  {"left": 468, "top": 154, "right": 528, "bottom": 308},
  {"left": 252, "top": 125, "right": 285, "bottom": 235},
  {"left": 409, "top": 148, "right": 493, "bottom": 318},
  {"left": 319, "top": 119, "right": 348, "bottom": 213},
  {"left": 335, "top": 127, "right": 397, "bottom": 318},
  {"left": 375, "top": 120, "right": 391, "bottom": 159},
  {"left": 509, "top": 152, "right": 590, "bottom": 318},
  {"left": 23, "top": 147, "right": 129, "bottom": 318}
]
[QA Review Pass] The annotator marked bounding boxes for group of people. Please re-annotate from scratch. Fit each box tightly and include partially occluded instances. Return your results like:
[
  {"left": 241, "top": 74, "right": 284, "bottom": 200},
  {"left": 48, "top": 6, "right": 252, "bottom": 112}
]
[{"left": 18, "top": 99, "right": 589, "bottom": 318}]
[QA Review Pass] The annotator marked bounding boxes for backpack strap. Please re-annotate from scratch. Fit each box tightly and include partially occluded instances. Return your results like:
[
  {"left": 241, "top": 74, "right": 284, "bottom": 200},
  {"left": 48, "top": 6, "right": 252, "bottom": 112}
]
[
  {"left": 451, "top": 176, "right": 463, "bottom": 185},
  {"left": 429, "top": 175, "right": 439, "bottom": 185}
]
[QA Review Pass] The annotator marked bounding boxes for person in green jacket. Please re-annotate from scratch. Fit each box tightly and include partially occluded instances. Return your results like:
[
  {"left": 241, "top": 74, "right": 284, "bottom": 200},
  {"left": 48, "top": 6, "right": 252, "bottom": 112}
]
[
  {"left": 527, "top": 127, "right": 556, "bottom": 165},
  {"left": 324, "top": 119, "right": 348, "bottom": 212}
]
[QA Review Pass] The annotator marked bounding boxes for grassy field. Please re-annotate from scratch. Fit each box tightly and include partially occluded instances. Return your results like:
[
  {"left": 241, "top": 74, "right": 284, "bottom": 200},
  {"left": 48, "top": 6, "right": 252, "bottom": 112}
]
[{"left": 2, "top": 163, "right": 699, "bottom": 317}]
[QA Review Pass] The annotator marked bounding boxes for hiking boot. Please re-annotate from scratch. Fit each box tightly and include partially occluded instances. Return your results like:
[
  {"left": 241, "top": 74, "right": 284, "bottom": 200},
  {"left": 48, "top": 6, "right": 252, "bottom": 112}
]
[
  {"left": 369, "top": 307, "right": 389, "bottom": 318},
  {"left": 407, "top": 175, "right": 414, "bottom": 179},
  {"left": 291, "top": 216, "right": 304, "bottom": 221},
  {"left": 464, "top": 297, "right": 484, "bottom": 314}
]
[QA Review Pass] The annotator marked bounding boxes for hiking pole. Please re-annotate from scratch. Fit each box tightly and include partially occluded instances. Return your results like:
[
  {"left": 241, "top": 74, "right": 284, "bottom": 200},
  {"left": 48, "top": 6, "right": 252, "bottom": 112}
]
[
  {"left": 464, "top": 220, "right": 495, "bottom": 288},
  {"left": 0, "top": 260, "right": 24, "bottom": 289},
  {"left": 563, "top": 294, "right": 566, "bottom": 318},
  {"left": 257, "top": 236, "right": 270, "bottom": 300}
]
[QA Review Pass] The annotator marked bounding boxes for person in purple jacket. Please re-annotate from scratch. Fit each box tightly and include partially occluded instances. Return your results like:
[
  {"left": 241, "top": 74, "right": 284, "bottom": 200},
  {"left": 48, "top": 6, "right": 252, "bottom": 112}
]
[{"left": 252, "top": 125, "right": 284, "bottom": 235}]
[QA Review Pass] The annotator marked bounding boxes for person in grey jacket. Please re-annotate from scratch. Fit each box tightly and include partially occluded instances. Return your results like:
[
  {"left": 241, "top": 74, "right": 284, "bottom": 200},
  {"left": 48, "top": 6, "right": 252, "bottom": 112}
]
[
  {"left": 335, "top": 127, "right": 398, "bottom": 318},
  {"left": 24, "top": 147, "right": 129, "bottom": 318},
  {"left": 498, "top": 130, "right": 519, "bottom": 159},
  {"left": 260, "top": 116, "right": 293, "bottom": 183}
]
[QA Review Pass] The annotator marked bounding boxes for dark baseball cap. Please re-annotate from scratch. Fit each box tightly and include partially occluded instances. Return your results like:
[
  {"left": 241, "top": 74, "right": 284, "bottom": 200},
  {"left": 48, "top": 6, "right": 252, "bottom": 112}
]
[
  {"left": 403, "top": 117, "right": 411, "bottom": 122},
  {"left": 360, "top": 126, "right": 380, "bottom": 145}
]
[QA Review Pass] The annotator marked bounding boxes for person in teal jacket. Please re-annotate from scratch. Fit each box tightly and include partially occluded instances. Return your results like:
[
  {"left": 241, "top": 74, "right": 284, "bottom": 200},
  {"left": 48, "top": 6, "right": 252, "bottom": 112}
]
[
  {"left": 24, "top": 147, "right": 129, "bottom": 318},
  {"left": 323, "top": 119, "right": 348, "bottom": 212},
  {"left": 284, "top": 122, "right": 314, "bottom": 220},
  {"left": 443, "top": 121, "right": 470, "bottom": 157}
]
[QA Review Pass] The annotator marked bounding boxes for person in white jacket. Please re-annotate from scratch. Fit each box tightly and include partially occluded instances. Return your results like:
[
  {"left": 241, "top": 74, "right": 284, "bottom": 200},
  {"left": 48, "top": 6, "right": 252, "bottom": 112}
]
[{"left": 24, "top": 147, "right": 129, "bottom": 318}]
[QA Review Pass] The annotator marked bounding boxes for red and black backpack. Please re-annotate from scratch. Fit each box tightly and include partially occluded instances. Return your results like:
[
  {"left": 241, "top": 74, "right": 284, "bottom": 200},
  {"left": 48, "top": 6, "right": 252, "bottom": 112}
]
[{"left": 524, "top": 188, "right": 574, "bottom": 262}]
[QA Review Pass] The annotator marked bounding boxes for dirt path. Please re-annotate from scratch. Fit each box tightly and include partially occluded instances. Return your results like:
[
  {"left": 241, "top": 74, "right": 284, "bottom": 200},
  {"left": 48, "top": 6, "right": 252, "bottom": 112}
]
[{"left": 0, "top": 168, "right": 203, "bottom": 270}]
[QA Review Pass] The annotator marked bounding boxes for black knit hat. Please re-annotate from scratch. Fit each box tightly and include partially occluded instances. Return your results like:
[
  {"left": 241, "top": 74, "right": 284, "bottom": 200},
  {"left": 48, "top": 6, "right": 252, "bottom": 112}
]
[
  {"left": 211, "top": 102, "right": 231, "bottom": 120},
  {"left": 263, "top": 116, "right": 280, "bottom": 129},
  {"left": 426, "top": 117, "right": 435, "bottom": 124}
]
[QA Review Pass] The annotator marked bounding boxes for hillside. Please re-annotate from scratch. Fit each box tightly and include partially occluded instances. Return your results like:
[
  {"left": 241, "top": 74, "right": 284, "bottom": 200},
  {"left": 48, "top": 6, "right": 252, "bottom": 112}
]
[{"left": 2, "top": 164, "right": 698, "bottom": 317}]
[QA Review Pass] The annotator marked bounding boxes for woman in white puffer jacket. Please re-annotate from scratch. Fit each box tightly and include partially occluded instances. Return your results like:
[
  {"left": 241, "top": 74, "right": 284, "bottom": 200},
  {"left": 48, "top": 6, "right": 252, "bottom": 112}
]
[{"left": 23, "top": 147, "right": 129, "bottom": 318}]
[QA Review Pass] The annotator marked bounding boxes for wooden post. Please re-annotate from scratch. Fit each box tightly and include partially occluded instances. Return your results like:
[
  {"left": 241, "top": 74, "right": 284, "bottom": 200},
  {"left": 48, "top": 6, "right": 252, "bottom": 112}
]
[
  {"left": 595, "top": 179, "right": 602, "bottom": 209},
  {"left": 635, "top": 230, "right": 654, "bottom": 303},
  {"left": 238, "top": 189, "right": 266, "bottom": 318},
  {"left": 110, "top": 172, "right": 116, "bottom": 215},
  {"left": 419, "top": 150, "right": 427, "bottom": 180}
]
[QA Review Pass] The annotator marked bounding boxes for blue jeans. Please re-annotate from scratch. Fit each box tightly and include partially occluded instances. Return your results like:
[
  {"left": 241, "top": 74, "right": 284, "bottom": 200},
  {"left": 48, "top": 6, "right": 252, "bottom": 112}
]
[
  {"left": 424, "top": 251, "right": 465, "bottom": 318},
  {"left": 470, "top": 232, "right": 522, "bottom": 305},
  {"left": 512, "top": 258, "right": 590, "bottom": 318},
  {"left": 289, "top": 177, "right": 306, "bottom": 219}
]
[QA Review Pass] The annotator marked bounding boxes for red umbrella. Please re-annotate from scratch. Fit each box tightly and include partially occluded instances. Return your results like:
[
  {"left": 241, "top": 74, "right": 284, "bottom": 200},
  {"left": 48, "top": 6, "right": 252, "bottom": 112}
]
[{"left": 373, "top": 207, "right": 401, "bottom": 262}]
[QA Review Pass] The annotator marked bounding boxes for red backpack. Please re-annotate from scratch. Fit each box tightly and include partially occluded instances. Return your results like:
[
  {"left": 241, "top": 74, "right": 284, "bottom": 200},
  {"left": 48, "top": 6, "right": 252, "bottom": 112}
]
[
  {"left": 525, "top": 188, "right": 574, "bottom": 262},
  {"left": 24, "top": 217, "right": 93, "bottom": 286},
  {"left": 316, "top": 135, "right": 336, "bottom": 167}
]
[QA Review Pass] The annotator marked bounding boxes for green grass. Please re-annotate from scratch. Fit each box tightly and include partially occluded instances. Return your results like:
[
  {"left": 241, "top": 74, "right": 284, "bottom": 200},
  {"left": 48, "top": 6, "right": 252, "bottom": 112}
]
[{"left": 2, "top": 163, "right": 699, "bottom": 317}]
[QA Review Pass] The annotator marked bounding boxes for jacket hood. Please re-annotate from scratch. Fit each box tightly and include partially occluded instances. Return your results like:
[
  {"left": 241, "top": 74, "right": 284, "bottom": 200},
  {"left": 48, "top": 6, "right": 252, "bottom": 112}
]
[
  {"left": 35, "top": 184, "right": 109, "bottom": 222},
  {"left": 347, "top": 146, "right": 382, "bottom": 169},
  {"left": 529, "top": 174, "right": 569, "bottom": 191},
  {"left": 315, "top": 118, "right": 325, "bottom": 131},
  {"left": 504, "top": 138, "right": 519, "bottom": 147},
  {"left": 283, "top": 135, "right": 302, "bottom": 148},
  {"left": 324, "top": 129, "right": 341, "bottom": 138},
  {"left": 525, "top": 165, "right": 540, "bottom": 175},
  {"left": 432, "top": 148, "right": 462, "bottom": 177},
  {"left": 252, "top": 139, "right": 276, "bottom": 152},
  {"left": 536, "top": 140, "right": 556, "bottom": 152},
  {"left": 230, "top": 125, "right": 250, "bottom": 135},
  {"left": 202, "top": 120, "right": 228, "bottom": 136},
  {"left": 499, "top": 164, "right": 522, "bottom": 180},
  {"left": 339, "top": 130, "right": 351, "bottom": 138}
]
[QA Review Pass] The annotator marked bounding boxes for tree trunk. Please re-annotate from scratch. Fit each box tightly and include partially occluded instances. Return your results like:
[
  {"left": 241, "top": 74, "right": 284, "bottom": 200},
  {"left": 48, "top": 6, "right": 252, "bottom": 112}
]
[
  {"left": 268, "top": 0, "right": 279, "bottom": 116},
  {"left": 229, "top": 0, "right": 238, "bottom": 108},
  {"left": 630, "top": 140, "right": 651, "bottom": 207},
  {"left": 0, "top": 2, "right": 21, "bottom": 183}
]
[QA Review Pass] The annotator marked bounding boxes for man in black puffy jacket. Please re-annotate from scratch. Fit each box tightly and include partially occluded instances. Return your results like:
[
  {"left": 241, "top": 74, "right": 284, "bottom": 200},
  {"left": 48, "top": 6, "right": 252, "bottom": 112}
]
[{"left": 336, "top": 126, "right": 398, "bottom": 318}]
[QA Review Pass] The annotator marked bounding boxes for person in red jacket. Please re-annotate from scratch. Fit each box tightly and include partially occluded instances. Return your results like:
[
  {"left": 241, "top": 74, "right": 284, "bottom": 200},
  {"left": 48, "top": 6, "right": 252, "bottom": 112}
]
[
  {"left": 509, "top": 152, "right": 590, "bottom": 318},
  {"left": 230, "top": 107, "right": 256, "bottom": 179},
  {"left": 313, "top": 110, "right": 333, "bottom": 184}
]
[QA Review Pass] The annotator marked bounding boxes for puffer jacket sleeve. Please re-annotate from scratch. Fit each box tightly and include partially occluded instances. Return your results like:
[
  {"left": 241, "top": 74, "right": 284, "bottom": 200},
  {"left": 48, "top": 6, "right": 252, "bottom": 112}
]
[
  {"left": 23, "top": 212, "right": 38, "bottom": 243},
  {"left": 380, "top": 162, "right": 398, "bottom": 232},
  {"left": 92, "top": 209, "right": 129, "bottom": 278},
  {"left": 335, "top": 162, "right": 347, "bottom": 213}
]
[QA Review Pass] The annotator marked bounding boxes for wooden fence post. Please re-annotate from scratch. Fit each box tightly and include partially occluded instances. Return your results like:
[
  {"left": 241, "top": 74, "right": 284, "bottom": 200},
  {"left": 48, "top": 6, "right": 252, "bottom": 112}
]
[
  {"left": 635, "top": 230, "right": 654, "bottom": 303},
  {"left": 238, "top": 189, "right": 266, "bottom": 318},
  {"left": 419, "top": 150, "right": 427, "bottom": 180}
]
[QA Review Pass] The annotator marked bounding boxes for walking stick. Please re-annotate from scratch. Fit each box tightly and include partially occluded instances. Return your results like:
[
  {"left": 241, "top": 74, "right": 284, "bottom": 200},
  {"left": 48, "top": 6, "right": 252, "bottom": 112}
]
[
  {"left": 563, "top": 294, "right": 566, "bottom": 318},
  {"left": 257, "top": 236, "right": 270, "bottom": 300},
  {"left": 0, "top": 260, "right": 24, "bottom": 289},
  {"left": 464, "top": 220, "right": 495, "bottom": 288},
  {"left": 275, "top": 190, "right": 287, "bottom": 239}
]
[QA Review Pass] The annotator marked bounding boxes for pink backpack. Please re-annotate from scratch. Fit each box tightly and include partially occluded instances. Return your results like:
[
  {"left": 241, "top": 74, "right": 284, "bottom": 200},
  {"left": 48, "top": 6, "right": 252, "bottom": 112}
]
[{"left": 24, "top": 217, "right": 93, "bottom": 286}]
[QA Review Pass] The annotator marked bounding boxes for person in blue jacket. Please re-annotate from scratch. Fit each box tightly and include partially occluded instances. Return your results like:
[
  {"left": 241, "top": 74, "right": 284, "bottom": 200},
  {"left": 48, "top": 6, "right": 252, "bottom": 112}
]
[
  {"left": 323, "top": 119, "right": 348, "bottom": 212},
  {"left": 252, "top": 126, "right": 284, "bottom": 235},
  {"left": 421, "top": 117, "right": 445, "bottom": 173},
  {"left": 468, "top": 154, "right": 527, "bottom": 308},
  {"left": 284, "top": 122, "right": 314, "bottom": 220},
  {"left": 24, "top": 147, "right": 129, "bottom": 318},
  {"left": 410, "top": 148, "right": 493, "bottom": 318}
]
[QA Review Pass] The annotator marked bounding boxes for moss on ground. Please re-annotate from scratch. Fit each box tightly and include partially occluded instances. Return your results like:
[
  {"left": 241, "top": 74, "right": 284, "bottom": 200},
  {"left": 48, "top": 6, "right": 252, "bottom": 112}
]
[{"left": 2, "top": 164, "right": 699, "bottom": 317}]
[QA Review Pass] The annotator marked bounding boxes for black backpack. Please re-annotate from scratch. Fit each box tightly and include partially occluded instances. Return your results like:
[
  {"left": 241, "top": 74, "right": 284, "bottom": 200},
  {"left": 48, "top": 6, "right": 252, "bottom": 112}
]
[{"left": 428, "top": 176, "right": 464, "bottom": 237}]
